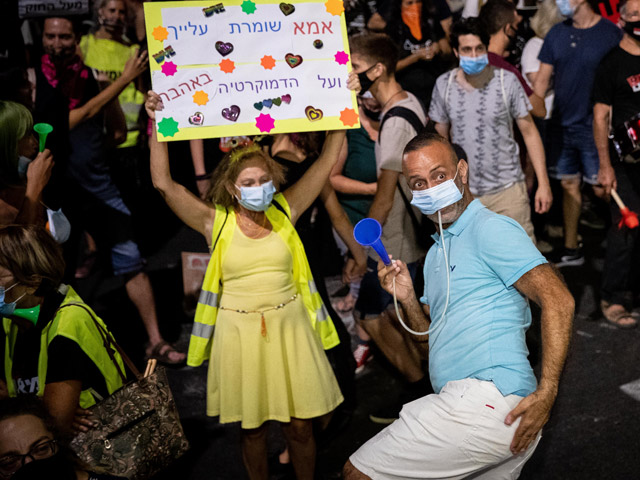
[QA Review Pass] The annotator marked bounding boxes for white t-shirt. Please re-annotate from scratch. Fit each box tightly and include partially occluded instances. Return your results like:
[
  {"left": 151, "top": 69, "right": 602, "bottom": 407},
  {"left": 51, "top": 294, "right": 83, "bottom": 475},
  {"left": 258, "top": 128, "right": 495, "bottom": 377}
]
[
  {"left": 373, "top": 92, "right": 427, "bottom": 264},
  {"left": 521, "top": 37, "right": 554, "bottom": 120}
]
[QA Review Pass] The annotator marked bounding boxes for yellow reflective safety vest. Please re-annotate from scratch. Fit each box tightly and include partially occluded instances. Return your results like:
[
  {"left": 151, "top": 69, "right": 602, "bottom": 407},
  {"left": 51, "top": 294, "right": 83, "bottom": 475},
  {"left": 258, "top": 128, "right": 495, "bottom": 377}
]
[
  {"left": 188, "top": 193, "right": 340, "bottom": 367},
  {"left": 3, "top": 286, "right": 125, "bottom": 408},
  {"left": 79, "top": 34, "right": 145, "bottom": 148}
]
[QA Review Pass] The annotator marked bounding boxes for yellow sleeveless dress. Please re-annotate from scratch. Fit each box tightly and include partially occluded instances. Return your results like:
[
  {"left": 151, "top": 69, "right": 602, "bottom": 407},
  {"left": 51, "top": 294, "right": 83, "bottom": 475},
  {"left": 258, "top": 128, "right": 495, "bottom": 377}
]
[{"left": 206, "top": 226, "right": 343, "bottom": 428}]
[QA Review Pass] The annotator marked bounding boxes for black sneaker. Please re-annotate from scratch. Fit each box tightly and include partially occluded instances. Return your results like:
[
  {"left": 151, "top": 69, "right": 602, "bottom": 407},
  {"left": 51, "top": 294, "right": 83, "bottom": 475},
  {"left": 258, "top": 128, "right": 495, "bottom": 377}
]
[
  {"left": 580, "top": 209, "right": 606, "bottom": 230},
  {"left": 549, "top": 247, "right": 585, "bottom": 267}
]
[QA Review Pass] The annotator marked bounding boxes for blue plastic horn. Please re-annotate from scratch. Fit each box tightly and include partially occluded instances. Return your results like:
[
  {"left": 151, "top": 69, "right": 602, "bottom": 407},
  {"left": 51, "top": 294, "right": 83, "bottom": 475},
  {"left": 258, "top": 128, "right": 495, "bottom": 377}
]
[{"left": 353, "top": 218, "right": 391, "bottom": 265}]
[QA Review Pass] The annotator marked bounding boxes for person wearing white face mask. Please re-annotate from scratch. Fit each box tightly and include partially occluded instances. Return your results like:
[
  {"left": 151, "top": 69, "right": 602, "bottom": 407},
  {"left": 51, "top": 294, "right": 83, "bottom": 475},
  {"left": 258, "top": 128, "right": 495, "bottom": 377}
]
[
  {"left": 429, "top": 17, "right": 552, "bottom": 245},
  {"left": 146, "top": 92, "right": 346, "bottom": 480},
  {"left": 344, "top": 133, "right": 574, "bottom": 480}
]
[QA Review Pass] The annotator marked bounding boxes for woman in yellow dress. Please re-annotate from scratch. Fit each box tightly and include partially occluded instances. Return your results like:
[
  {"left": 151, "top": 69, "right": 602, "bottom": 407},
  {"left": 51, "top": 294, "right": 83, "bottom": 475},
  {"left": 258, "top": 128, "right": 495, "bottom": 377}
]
[{"left": 146, "top": 92, "right": 345, "bottom": 480}]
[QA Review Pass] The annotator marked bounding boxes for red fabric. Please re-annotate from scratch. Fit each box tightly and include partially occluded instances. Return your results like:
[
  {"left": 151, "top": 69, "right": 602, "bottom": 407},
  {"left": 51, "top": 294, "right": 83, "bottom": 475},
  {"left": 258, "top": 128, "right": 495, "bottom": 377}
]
[
  {"left": 487, "top": 52, "right": 534, "bottom": 97},
  {"left": 41, "top": 54, "right": 89, "bottom": 110}
]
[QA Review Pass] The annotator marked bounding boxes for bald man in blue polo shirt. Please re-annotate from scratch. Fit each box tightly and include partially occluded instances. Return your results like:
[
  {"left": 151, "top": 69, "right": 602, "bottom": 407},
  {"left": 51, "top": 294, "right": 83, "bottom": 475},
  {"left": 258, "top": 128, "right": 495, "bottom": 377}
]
[{"left": 344, "top": 133, "right": 574, "bottom": 480}]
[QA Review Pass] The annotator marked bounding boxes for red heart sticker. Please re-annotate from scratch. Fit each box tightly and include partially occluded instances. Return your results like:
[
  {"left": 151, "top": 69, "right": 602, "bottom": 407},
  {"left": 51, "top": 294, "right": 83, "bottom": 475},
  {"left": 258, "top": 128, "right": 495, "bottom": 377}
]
[{"left": 285, "top": 53, "right": 303, "bottom": 68}]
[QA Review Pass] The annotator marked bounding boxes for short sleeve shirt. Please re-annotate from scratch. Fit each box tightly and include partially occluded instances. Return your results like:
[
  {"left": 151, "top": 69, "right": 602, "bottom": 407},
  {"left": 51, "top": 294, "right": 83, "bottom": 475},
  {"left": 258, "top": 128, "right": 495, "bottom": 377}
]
[
  {"left": 488, "top": 52, "right": 533, "bottom": 97},
  {"left": 374, "top": 92, "right": 427, "bottom": 263},
  {"left": 593, "top": 46, "right": 640, "bottom": 128},
  {"left": 538, "top": 18, "right": 622, "bottom": 126},
  {"left": 421, "top": 200, "right": 547, "bottom": 396},
  {"left": 429, "top": 67, "right": 531, "bottom": 196}
]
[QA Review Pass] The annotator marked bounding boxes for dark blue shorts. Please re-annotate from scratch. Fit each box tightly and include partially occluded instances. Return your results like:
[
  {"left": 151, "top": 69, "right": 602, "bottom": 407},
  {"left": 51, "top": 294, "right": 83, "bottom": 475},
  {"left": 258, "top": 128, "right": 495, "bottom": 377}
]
[
  {"left": 355, "top": 257, "right": 419, "bottom": 318},
  {"left": 547, "top": 122, "right": 599, "bottom": 184}
]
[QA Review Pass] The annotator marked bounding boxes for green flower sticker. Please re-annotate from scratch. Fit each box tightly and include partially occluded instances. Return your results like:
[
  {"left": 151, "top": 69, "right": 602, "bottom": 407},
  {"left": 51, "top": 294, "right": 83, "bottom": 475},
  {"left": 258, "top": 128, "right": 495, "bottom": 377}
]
[
  {"left": 157, "top": 117, "right": 179, "bottom": 137},
  {"left": 241, "top": 0, "right": 257, "bottom": 14}
]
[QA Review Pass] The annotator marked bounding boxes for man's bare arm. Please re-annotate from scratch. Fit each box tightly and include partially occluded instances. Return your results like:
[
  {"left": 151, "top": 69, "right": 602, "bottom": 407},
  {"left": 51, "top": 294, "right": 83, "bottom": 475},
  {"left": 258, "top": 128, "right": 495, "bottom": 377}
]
[{"left": 505, "top": 263, "right": 574, "bottom": 453}]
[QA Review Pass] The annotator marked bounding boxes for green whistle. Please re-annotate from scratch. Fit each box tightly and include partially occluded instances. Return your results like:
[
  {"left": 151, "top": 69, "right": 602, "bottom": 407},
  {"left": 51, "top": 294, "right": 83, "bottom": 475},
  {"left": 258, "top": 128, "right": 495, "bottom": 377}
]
[{"left": 34, "top": 123, "right": 53, "bottom": 152}]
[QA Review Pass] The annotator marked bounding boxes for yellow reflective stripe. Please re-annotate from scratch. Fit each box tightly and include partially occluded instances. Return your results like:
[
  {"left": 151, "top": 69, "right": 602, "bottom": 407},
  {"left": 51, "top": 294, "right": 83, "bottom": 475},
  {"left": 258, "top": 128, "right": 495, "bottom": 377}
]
[
  {"left": 308, "top": 280, "right": 318, "bottom": 295},
  {"left": 192, "top": 322, "right": 214, "bottom": 339},
  {"left": 198, "top": 289, "right": 219, "bottom": 308}
]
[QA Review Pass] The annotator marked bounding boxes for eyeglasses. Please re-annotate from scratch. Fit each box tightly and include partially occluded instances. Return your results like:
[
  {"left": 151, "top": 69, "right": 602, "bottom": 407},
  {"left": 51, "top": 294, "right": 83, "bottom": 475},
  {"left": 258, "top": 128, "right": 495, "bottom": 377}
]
[{"left": 0, "top": 439, "right": 57, "bottom": 477}]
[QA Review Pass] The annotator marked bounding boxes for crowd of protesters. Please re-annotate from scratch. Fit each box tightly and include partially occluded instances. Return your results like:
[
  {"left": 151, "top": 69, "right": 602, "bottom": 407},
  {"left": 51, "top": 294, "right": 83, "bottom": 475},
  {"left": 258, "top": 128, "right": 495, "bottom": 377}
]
[{"left": 1, "top": 0, "right": 638, "bottom": 478}]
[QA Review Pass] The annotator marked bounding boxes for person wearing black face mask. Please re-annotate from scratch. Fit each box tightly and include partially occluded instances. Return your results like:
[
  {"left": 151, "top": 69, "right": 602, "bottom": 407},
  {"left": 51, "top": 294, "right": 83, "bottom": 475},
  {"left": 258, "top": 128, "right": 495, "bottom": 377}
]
[
  {"left": 592, "top": 0, "right": 640, "bottom": 329},
  {"left": 479, "top": 0, "right": 547, "bottom": 118}
]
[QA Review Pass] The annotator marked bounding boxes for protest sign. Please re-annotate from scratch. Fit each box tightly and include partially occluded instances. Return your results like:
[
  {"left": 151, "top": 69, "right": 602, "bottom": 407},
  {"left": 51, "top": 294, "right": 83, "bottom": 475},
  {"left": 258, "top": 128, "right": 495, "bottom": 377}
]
[{"left": 144, "top": 0, "right": 360, "bottom": 141}]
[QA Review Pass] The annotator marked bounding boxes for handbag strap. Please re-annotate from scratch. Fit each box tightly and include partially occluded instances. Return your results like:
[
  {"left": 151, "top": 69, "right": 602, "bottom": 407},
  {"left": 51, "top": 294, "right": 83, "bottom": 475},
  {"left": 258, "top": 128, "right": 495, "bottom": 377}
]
[{"left": 55, "top": 303, "right": 142, "bottom": 382}]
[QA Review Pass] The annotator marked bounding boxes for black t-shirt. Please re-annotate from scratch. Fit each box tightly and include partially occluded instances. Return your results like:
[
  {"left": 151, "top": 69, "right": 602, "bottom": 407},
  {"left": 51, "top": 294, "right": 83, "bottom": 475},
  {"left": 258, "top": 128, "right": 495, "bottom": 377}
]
[
  {"left": 34, "top": 67, "right": 71, "bottom": 210},
  {"left": 1, "top": 292, "right": 110, "bottom": 400},
  {"left": 593, "top": 46, "right": 640, "bottom": 128},
  {"left": 385, "top": 3, "right": 449, "bottom": 109}
]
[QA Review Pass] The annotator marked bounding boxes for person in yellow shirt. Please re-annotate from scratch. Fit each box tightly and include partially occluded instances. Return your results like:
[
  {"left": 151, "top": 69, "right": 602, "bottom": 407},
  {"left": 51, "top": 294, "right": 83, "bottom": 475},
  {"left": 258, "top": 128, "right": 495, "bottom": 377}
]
[{"left": 80, "top": 0, "right": 144, "bottom": 150}]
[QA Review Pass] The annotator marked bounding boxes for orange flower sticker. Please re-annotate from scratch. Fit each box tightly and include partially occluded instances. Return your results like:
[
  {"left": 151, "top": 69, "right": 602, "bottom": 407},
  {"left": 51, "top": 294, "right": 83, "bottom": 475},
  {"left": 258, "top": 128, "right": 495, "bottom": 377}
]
[
  {"left": 261, "top": 55, "right": 276, "bottom": 70},
  {"left": 220, "top": 58, "right": 235, "bottom": 74},
  {"left": 193, "top": 90, "right": 209, "bottom": 106},
  {"left": 325, "top": 0, "right": 345, "bottom": 16},
  {"left": 152, "top": 26, "right": 169, "bottom": 42},
  {"left": 339, "top": 108, "right": 359, "bottom": 127}
]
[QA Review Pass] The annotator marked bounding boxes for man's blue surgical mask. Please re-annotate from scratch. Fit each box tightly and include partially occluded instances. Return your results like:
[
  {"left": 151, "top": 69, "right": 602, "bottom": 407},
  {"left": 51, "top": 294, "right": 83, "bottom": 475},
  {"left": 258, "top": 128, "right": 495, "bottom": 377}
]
[
  {"left": 235, "top": 180, "right": 276, "bottom": 212},
  {"left": 556, "top": 0, "right": 575, "bottom": 17},
  {"left": 410, "top": 166, "right": 463, "bottom": 215},
  {"left": 459, "top": 54, "right": 489, "bottom": 75},
  {"left": 0, "top": 283, "right": 25, "bottom": 316}
]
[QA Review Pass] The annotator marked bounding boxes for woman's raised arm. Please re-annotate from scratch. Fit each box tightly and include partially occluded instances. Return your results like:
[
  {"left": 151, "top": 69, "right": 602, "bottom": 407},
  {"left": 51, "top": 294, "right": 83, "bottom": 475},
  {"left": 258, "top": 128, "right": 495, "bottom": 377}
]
[
  {"left": 283, "top": 130, "right": 346, "bottom": 224},
  {"left": 147, "top": 92, "right": 215, "bottom": 241}
]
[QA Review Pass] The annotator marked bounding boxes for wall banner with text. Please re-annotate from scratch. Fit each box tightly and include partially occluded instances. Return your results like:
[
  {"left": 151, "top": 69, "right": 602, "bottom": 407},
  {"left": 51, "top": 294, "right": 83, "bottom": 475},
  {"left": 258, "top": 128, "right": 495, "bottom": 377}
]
[
  {"left": 144, "top": 0, "right": 360, "bottom": 141},
  {"left": 18, "top": 0, "right": 89, "bottom": 18}
]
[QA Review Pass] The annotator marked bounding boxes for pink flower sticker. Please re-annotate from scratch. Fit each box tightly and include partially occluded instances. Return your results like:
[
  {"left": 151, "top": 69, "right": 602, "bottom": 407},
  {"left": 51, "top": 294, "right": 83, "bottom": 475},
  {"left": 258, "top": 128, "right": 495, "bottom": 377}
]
[
  {"left": 334, "top": 51, "right": 349, "bottom": 65},
  {"left": 161, "top": 61, "right": 177, "bottom": 76},
  {"left": 255, "top": 113, "right": 275, "bottom": 133}
]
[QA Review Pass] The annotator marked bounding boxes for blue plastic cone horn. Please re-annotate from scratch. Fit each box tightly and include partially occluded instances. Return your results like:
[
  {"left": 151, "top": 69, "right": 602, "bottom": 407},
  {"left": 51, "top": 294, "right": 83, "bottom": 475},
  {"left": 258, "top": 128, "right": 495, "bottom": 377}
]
[{"left": 353, "top": 218, "right": 391, "bottom": 265}]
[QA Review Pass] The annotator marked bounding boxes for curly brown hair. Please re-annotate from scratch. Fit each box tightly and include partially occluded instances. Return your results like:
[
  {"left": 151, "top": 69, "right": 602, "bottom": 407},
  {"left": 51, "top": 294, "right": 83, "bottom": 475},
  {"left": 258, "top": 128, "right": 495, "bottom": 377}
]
[{"left": 204, "top": 144, "right": 286, "bottom": 207}]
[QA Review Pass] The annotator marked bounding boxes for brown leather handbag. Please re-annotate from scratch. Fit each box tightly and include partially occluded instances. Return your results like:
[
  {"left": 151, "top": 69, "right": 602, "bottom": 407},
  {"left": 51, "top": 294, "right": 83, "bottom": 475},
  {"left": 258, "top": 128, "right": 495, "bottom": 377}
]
[{"left": 62, "top": 303, "right": 189, "bottom": 480}]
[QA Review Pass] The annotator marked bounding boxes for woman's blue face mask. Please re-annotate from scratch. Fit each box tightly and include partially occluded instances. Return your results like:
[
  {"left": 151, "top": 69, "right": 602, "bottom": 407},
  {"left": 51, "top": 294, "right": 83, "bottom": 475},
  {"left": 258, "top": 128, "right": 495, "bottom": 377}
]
[
  {"left": 235, "top": 180, "right": 276, "bottom": 212},
  {"left": 0, "top": 282, "right": 25, "bottom": 316}
]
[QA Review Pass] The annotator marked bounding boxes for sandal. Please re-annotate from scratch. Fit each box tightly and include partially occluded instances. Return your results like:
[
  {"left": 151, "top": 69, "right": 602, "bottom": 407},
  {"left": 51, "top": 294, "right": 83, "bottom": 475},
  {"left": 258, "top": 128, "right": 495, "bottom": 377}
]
[
  {"left": 601, "top": 301, "right": 638, "bottom": 329},
  {"left": 145, "top": 341, "right": 187, "bottom": 366}
]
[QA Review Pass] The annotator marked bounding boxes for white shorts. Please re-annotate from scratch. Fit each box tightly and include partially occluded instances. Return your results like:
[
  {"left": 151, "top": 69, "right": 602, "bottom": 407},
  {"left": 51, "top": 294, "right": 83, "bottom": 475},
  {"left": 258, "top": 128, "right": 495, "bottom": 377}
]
[{"left": 349, "top": 378, "right": 541, "bottom": 480}]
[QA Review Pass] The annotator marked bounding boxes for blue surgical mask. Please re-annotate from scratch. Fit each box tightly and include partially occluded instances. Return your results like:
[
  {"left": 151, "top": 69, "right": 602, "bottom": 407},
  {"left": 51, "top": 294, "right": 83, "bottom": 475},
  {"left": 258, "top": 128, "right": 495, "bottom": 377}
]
[
  {"left": 556, "top": 0, "right": 575, "bottom": 17},
  {"left": 0, "top": 283, "right": 25, "bottom": 317},
  {"left": 18, "top": 155, "right": 32, "bottom": 178},
  {"left": 410, "top": 167, "right": 463, "bottom": 215},
  {"left": 459, "top": 54, "right": 489, "bottom": 75},
  {"left": 235, "top": 180, "right": 276, "bottom": 212}
]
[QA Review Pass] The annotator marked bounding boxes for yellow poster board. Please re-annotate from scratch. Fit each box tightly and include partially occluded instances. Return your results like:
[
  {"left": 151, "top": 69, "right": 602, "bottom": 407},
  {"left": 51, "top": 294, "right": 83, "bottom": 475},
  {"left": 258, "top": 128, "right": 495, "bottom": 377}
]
[{"left": 144, "top": 0, "right": 360, "bottom": 141}]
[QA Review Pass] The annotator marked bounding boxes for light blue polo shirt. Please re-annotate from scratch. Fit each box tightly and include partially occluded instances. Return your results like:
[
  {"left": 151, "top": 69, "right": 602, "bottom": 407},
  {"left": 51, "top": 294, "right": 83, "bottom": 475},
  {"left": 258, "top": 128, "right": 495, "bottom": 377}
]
[{"left": 421, "top": 200, "right": 547, "bottom": 397}]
